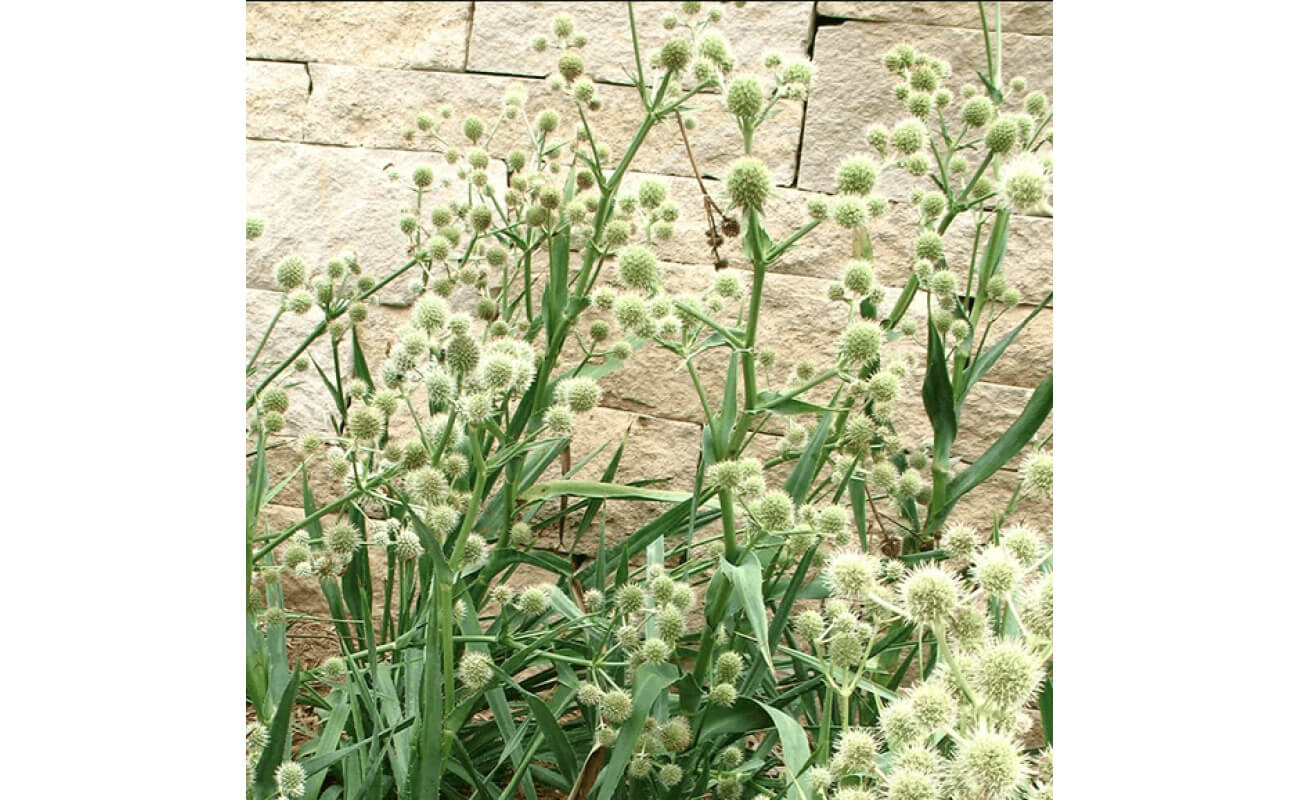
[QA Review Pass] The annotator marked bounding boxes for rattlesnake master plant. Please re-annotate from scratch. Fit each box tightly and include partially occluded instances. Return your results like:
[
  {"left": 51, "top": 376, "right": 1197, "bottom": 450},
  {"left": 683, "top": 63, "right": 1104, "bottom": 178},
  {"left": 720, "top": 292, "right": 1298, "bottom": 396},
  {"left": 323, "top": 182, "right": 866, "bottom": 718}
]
[{"left": 245, "top": 3, "right": 1052, "bottom": 800}]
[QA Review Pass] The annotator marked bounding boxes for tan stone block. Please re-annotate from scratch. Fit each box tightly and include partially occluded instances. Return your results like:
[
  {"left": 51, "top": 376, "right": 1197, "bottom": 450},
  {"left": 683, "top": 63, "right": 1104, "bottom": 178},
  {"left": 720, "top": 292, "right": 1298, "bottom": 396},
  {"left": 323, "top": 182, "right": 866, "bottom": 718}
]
[
  {"left": 467, "top": 2, "right": 816, "bottom": 85},
  {"left": 798, "top": 20, "right": 1051, "bottom": 195},
  {"left": 245, "top": 139, "right": 506, "bottom": 305},
  {"left": 246, "top": 2, "right": 473, "bottom": 70},
  {"left": 979, "top": 303, "right": 1053, "bottom": 388},
  {"left": 302, "top": 64, "right": 802, "bottom": 184},
  {"left": 246, "top": 60, "right": 308, "bottom": 140},
  {"left": 816, "top": 2, "right": 1053, "bottom": 36},
  {"left": 946, "top": 461, "right": 1053, "bottom": 534}
]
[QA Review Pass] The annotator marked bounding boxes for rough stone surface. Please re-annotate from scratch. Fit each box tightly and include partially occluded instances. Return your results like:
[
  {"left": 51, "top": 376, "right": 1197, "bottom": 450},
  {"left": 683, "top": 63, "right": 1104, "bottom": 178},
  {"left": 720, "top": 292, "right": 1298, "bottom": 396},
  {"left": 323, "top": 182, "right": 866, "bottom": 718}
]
[
  {"left": 246, "top": 2, "right": 473, "bottom": 70},
  {"left": 245, "top": 139, "right": 507, "bottom": 304},
  {"left": 798, "top": 20, "right": 1052, "bottom": 195},
  {"left": 817, "top": 2, "right": 1053, "bottom": 36},
  {"left": 246, "top": 61, "right": 309, "bottom": 140},
  {"left": 468, "top": 2, "right": 816, "bottom": 85},
  {"left": 303, "top": 65, "right": 803, "bottom": 185}
]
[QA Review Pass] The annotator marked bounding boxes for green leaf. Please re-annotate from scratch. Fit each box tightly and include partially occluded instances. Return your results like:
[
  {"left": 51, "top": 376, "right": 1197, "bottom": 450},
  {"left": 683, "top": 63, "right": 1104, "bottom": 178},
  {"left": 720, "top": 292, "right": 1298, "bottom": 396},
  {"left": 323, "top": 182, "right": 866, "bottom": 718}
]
[
  {"left": 524, "top": 692, "right": 579, "bottom": 783},
  {"left": 697, "top": 697, "right": 770, "bottom": 742},
  {"left": 885, "top": 275, "right": 919, "bottom": 330},
  {"left": 720, "top": 554, "right": 774, "bottom": 674},
  {"left": 755, "top": 701, "right": 814, "bottom": 800},
  {"left": 517, "top": 480, "right": 696, "bottom": 506},
  {"left": 254, "top": 666, "right": 299, "bottom": 800},
  {"left": 593, "top": 663, "right": 679, "bottom": 800},
  {"left": 1039, "top": 677, "right": 1053, "bottom": 745},
  {"left": 756, "top": 391, "right": 833, "bottom": 416},
  {"left": 922, "top": 323, "right": 957, "bottom": 459},
  {"left": 930, "top": 376, "right": 1052, "bottom": 531},
  {"left": 350, "top": 327, "right": 373, "bottom": 391},
  {"left": 783, "top": 407, "right": 835, "bottom": 505}
]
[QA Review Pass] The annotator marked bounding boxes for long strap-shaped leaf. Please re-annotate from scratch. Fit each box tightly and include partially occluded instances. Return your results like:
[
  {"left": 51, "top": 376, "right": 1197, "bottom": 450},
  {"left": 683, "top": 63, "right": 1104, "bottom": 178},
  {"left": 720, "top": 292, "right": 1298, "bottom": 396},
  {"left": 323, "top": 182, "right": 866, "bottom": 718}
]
[{"left": 927, "top": 375, "right": 1052, "bottom": 533}]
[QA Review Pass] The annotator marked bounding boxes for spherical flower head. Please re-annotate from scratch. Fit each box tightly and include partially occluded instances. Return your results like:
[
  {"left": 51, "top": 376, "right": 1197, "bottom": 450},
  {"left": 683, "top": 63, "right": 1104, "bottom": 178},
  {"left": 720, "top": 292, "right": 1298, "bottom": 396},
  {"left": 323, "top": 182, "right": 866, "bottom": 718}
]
[
  {"left": 557, "top": 49, "right": 584, "bottom": 81},
  {"left": 783, "top": 59, "right": 815, "bottom": 86},
  {"left": 956, "top": 94, "right": 994, "bottom": 129},
  {"left": 1001, "top": 524, "right": 1043, "bottom": 566},
  {"left": 346, "top": 405, "right": 381, "bottom": 441},
  {"left": 879, "top": 700, "right": 925, "bottom": 748},
  {"left": 726, "top": 156, "right": 772, "bottom": 212},
  {"left": 867, "top": 371, "right": 900, "bottom": 403},
  {"left": 842, "top": 259, "right": 875, "bottom": 294},
  {"left": 985, "top": 117, "right": 1018, "bottom": 154},
  {"left": 706, "top": 459, "right": 744, "bottom": 490},
  {"left": 274, "top": 761, "right": 307, "bottom": 798},
  {"left": 617, "top": 245, "right": 660, "bottom": 293},
  {"left": 817, "top": 505, "right": 850, "bottom": 540},
  {"left": 600, "top": 688, "right": 633, "bottom": 723},
  {"left": 710, "top": 681, "right": 738, "bottom": 707},
  {"left": 754, "top": 489, "right": 795, "bottom": 530},
  {"left": 840, "top": 321, "right": 884, "bottom": 365},
  {"left": 658, "top": 762, "right": 684, "bottom": 787},
  {"left": 975, "top": 640, "right": 1042, "bottom": 710},
  {"left": 714, "top": 273, "right": 743, "bottom": 300},
  {"left": 1021, "top": 572, "right": 1053, "bottom": 641},
  {"left": 828, "top": 631, "right": 864, "bottom": 669},
  {"left": 659, "top": 36, "right": 692, "bottom": 72},
  {"left": 463, "top": 116, "right": 485, "bottom": 142},
  {"left": 834, "top": 197, "right": 867, "bottom": 229},
  {"left": 835, "top": 154, "right": 880, "bottom": 196},
  {"left": 891, "top": 119, "right": 927, "bottom": 156},
  {"left": 537, "top": 109, "right": 560, "bottom": 134},
  {"left": 274, "top": 256, "right": 308, "bottom": 291},
  {"left": 914, "top": 231, "right": 944, "bottom": 262},
  {"left": 393, "top": 529, "right": 424, "bottom": 561},
  {"left": 942, "top": 522, "right": 979, "bottom": 560},
  {"left": 903, "top": 153, "right": 930, "bottom": 177},
  {"left": 572, "top": 681, "right": 603, "bottom": 708},
  {"left": 658, "top": 603, "right": 685, "bottom": 642},
  {"left": 697, "top": 31, "right": 734, "bottom": 71},
  {"left": 247, "top": 721, "right": 270, "bottom": 753},
  {"left": 614, "top": 583, "right": 646, "bottom": 616},
  {"left": 552, "top": 377, "right": 599, "bottom": 414},
  {"left": 611, "top": 341, "right": 633, "bottom": 359},
  {"left": 920, "top": 191, "right": 947, "bottom": 221},
  {"left": 952, "top": 729, "right": 1026, "bottom": 800},
  {"left": 246, "top": 217, "right": 267, "bottom": 242},
  {"left": 454, "top": 650, "right": 492, "bottom": 692},
  {"left": 518, "top": 584, "right": 551, "bottom": 616},
  {"left": 635, "top": 179, "right": 668, "bottom": 212},
  {"left": 462, "top": 532, "right": 489, "bottom": 566},
  {"left": 906, "top": 90, "right": 933, "bottom": 120},
  {"left": 612, "top": 294, "right": 649, "bottom": 332},
  {"left": 828, "top": 551, "right": 877, "bottom": 600},
  {"left": 998, "top": 153, "right": 1050, "bottom": 213},
  {"left": 260, "top": 386, "right": 290, "bottom": 416},
  {"left": 727, "top": 75, "right": 766, "bottom": 119},
  {"left": 1024, "top": 90, "right": 1049, "bottom": 118},
  {"left": 807, "top": 196, "right": 829, "bottom": 221},
  {"left": 793, "top": 609, "right": 824, "bottom": 642},
  {"left": 973, "top": 545, "right": 1023, "bottom": 596},
  {"left": 833, "top": 727, "right": 879, "bottom": 775},
  {"left": 641, "top": 636, "right": 671, "bottom": 663},
  {"left": 901, "top": 565, "right": 959, "bottom": 625},
  {"left": 657, "top": 715, "right": 691, "bottom": 753},
  {"left": 909, "top": 681, "right": 956, "bottom": 731},
  {"left": 715, "top": 651, "right": 744, "bottom": 683},
  {"left": 326, "top": 521, "right": 359, "bottom": 557},
  {"left": 616, "top": 623, "right": 641, "bottom": 650}
]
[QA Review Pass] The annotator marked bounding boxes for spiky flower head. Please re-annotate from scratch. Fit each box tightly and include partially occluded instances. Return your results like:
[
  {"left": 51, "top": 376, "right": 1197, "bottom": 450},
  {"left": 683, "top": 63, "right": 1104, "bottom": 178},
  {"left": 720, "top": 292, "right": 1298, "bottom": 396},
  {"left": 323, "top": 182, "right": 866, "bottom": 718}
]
[
  {"left": 985, "top": 117, "right": 1018, "bottom": 154},
  {"left": 557, "top": 50, "right": 585, "bottom": 81},
  {"left": 275, "top": 256, "right": 308, "bottom": 291},
  {"left": 658, "top": 603, "right": 685, "bottom": 642},
  {"left": 659, "top": 36, "right": 692, "bottom": 72},
  {"left": 1021, "top": 572, "right": 1053, "bottom": 641},
  {"left": 554, "top": 376, "right": 602, "bottom": 414},
  {"left": 999, "top": 153, "right": 1050, "bottom": 213},
  {"left": 828, "top": 550, "right": 878, "bottom": 600},
  {"left": 891, "top": 119, "right": 927, "bottom": 155},
  {"left": 275, "top": 761, "right": 306, "bottom": 798},
  {"left": 942, "top": 522, "right": 979, "bottom": 560},
  {"left": 617, "top": 245, "right": 660, "bottom": 293},
  {"left": 710, "top": 681, "right": 738, "bottom": 707},
  {"left": 726, "top": 156, "right": 772, "bottom": 211},
  {"left": 832, "top": 727, "right": 879, "bottom": 776},
  {"left": 641, "top": 636, "right": 671, "bottom": 663},
  {"left": 972, "top": 545, "right": 1023, "bottom": 596},
  {"left": 879, "top": 700, "right": 926, "bottom": 748},
  {"left": 320, "top": 655, "right": 348, "bottom": 682},
  {"left": 754, "top": 489, "right": 795, "bottom": 530},
  {"left": 576, "top": 681, "right": 604, "bottom": 707},
  {"left": 900, "top": 565, "right": 960, "bottom": 625},
  {"left": 793, "top": 609, "right": 824, "bottom": 642},
  {"left": 510, "top": 585, "right": 548, "bottom": 618},
  {"left": 828, "top": 631, "right": 864, "bottom": 669},
  {"left": 658, "top": 763, "right": 683, "bottom": 787},
  {"left": 394, "top": 529, "right": 424, "bottom": 561},
  {"left": 715, "top": 651, "right": 744, "bottom": 683},
  {"left": 326, "top": 521, "right": 359, "bottom": 556},
  {"left": 660, "top": 715, "right": 691, "bottom": 753},
  {"left": 1024, "top": 90, "right": 1049, "bottom": 118},
  {"left": 842, "top": 260, "right": 875, "bottom": 294},
  {"left": 836, "top": 154, "right": 880, "bottom": 196},
  {"left": 975, "top": 640, "right": 1042, "bottom": 710},
  {"left": 951, "top": 729, "right": 1026, "bottom": 800},
  {"left": 834, "top": 197, "right": 867, "bottom": 228},
  {"left": 727, "top": 75, "right": 766, "bottom": 119},
  {"left": 456, "top": 650, "right": 492, "bottom": 692},
  {"left": 909, "top": 681, "right": 956, "bottom": 731},
  {"left": 840, "top": 321, "right": 884, "bottom": 365},
  {"left": 1001, "top": 524, "right": 1043, "bottom": 566},
  {"left": 600, "top": 688, "right": 633, "bottom": 723}
]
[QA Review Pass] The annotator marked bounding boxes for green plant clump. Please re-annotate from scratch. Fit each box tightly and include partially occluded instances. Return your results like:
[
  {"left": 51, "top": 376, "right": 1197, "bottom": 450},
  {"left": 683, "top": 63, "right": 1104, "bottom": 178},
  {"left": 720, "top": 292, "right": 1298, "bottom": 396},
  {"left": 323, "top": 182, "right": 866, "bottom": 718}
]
[{"left": 246, "top": 4, "right": 1053, "bottom": 800}]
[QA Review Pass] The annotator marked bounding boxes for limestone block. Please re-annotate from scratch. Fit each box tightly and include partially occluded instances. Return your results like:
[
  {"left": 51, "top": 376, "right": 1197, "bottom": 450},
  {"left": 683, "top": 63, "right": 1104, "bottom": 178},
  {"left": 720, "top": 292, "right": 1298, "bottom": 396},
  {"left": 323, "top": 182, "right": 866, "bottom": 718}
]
[
  {"left": 246, "top": 60, "right": 309, "bottom": 140},
  {"left": 246, "top": 2, "right": 473, "bottom": 70},
  {"left": 816, "top": 2, "right": 1053, "bottom": 36}
]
